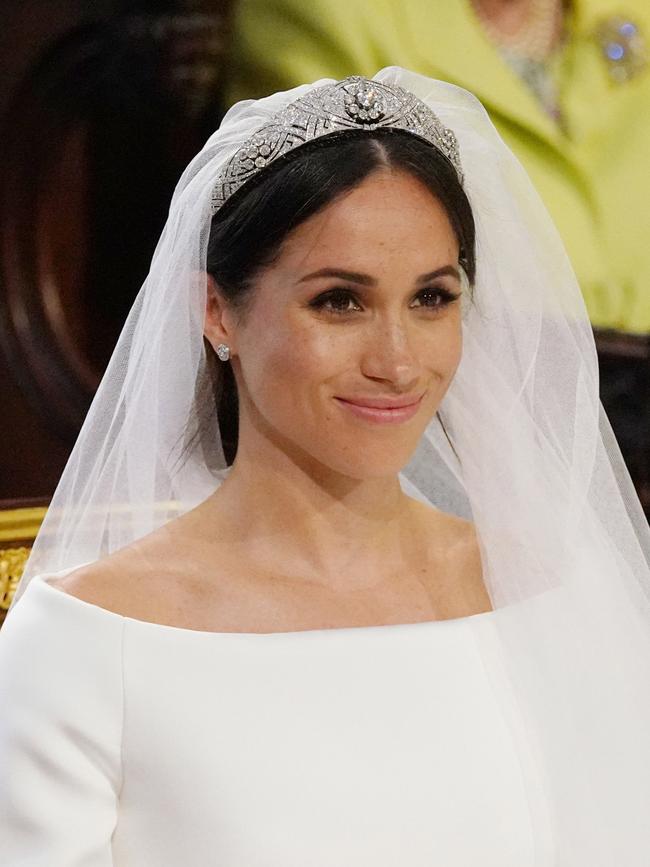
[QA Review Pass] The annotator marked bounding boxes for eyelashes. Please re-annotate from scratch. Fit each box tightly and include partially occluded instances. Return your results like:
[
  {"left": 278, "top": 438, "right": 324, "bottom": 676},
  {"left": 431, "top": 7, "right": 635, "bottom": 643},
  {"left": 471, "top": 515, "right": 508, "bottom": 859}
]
[
  {"left": 308, "top": 287, "right": 462, "bottom": 316},
  {"left": 308, "top": 289, "right": 360, "bottom": 314},
  {"left": 413, "top": 287, "right": 462, "bottom": 310}
]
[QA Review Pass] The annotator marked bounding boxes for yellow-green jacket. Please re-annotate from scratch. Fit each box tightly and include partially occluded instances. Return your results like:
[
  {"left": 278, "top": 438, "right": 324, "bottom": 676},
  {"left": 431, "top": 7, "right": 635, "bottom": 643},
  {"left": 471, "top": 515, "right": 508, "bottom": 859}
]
[{"left": 226, "top": 0, "right": 650, "bottom": 333}]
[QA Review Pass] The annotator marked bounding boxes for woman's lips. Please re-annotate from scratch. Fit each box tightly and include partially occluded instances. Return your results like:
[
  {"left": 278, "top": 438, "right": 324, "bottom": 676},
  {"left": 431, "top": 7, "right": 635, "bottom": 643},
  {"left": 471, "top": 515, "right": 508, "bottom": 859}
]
[{"left": 333, "top": 394, "right": 424, "bottom": 424}]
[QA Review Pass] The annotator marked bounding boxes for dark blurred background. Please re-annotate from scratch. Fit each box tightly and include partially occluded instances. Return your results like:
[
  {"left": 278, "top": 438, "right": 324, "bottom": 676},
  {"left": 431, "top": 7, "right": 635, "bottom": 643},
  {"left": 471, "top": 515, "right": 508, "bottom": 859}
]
[{"left": 0, "top": 0, "right": 234, "bottom": 503}]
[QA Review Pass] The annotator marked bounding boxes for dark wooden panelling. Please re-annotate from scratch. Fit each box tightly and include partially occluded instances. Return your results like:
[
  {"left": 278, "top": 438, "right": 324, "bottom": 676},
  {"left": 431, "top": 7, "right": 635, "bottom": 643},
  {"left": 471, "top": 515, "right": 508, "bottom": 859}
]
[
  {"left": 596, "top": 330, "right": 650, "bottom": 514},
  {"left": 0, "top": 1, "right": 233, "bottom": 499}
]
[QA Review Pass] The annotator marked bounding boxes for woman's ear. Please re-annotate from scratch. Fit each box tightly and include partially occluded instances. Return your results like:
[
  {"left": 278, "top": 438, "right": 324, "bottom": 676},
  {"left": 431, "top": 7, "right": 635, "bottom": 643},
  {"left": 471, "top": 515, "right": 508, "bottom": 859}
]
[{"left": 204, "top": 274, "right": 235, "bottom": 353}]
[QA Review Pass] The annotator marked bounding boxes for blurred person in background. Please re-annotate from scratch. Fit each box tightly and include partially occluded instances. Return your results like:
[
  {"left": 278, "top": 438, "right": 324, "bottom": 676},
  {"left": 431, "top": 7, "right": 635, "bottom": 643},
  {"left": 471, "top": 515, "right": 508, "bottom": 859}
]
[
  {"left": 228, "top": 0, "right": 649, "bottom": 334},
  {"left": 226, "top": 0, "right": 650, "bottom": 500}
]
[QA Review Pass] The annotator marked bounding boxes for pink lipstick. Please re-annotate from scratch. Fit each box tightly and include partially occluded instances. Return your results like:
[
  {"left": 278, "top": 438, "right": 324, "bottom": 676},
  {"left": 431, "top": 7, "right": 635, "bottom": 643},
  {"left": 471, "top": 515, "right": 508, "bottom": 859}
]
[{"left": 334, "top": 394, "right": 424, "bottom": 424}]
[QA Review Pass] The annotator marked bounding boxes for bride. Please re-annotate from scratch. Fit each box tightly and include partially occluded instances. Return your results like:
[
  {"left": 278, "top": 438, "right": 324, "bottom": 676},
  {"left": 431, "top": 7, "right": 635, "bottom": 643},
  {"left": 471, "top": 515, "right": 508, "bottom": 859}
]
[{"left": 1, "top": 68, "right": 650, "bottom": 865}]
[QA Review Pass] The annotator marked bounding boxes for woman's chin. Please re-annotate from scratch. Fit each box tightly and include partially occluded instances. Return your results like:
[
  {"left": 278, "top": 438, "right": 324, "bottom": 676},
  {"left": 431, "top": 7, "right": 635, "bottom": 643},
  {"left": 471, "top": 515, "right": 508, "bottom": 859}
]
[{"left": 323, "top": 450, "right": 418, "bottom": 482}]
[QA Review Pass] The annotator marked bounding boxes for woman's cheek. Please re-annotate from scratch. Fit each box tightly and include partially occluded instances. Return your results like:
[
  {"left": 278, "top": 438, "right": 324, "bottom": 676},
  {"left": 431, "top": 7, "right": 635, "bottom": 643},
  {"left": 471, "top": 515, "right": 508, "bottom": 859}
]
[
  {"left": 285, "top": 324, "right": 350, "bottom": 382},
  {"left": 433, "top": 314, "right": 463, "bottom": 377}
]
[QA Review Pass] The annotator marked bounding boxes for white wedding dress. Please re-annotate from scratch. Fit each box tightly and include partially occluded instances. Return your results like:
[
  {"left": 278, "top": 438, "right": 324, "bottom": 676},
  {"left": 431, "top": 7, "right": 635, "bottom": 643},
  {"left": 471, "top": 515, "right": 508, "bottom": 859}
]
[{"left": 0, "top": 572, "right": 553, "bottom": 865}]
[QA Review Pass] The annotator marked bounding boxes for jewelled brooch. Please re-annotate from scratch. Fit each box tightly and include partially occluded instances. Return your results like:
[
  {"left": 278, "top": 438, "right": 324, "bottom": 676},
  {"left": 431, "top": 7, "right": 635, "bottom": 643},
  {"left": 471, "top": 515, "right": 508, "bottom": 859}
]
[{"left": 596, "top": 16, "right": 648, "bottom": 84}]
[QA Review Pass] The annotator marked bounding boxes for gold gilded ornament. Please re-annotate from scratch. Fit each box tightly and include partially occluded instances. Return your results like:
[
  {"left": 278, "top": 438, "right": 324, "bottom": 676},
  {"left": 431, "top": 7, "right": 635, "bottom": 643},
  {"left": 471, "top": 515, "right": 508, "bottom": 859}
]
[{"left": 0, "top": 547, "right": 30, "bottom": 613}]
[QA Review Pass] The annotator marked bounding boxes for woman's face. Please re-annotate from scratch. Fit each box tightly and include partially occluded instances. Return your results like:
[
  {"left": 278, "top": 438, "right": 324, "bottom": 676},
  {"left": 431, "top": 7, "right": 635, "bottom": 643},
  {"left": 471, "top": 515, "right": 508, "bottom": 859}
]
[{"left": 209, "top": 168, "right": 464, "bottom": 479}]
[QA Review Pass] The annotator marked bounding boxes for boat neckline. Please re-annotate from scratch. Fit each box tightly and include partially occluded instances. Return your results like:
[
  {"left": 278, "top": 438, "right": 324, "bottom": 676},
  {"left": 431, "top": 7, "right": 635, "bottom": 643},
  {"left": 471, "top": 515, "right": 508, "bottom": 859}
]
[{"left": 29, "top": 571, "right": 498, "bottom": 639}]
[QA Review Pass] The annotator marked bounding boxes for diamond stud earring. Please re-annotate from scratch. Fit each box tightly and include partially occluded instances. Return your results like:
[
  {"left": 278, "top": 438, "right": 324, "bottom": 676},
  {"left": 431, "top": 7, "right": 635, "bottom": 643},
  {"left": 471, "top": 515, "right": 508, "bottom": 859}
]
[{"left": 216, "top": 343, "right": 231, "bottom": 362}]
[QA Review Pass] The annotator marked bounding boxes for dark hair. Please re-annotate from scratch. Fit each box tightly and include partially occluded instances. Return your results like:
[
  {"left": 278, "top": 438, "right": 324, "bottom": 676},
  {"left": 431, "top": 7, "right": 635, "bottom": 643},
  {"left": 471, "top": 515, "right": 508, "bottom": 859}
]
[{"left": 205, "top": 129, "right": 476, "bottom": 464}]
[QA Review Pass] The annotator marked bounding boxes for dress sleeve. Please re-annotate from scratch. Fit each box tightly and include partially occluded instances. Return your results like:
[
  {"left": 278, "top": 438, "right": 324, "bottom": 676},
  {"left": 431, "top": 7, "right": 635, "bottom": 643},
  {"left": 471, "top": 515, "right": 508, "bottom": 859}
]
[{"left": 0, "top": 578, "right": 124, "bottom": 866}]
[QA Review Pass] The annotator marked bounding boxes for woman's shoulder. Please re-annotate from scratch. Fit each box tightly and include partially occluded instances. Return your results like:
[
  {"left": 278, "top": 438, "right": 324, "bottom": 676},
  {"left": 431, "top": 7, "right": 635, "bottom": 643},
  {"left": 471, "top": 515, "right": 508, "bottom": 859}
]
[
  {"left": 53, "top": 547, "right": 153, "bottom": 616},
  {"left": 406, "top": 498, "right": 490, "bottom": 616},
  {"left": 407, "top": 498, "right": 481, "bottom": 559},
  {"left": 51, "top": 532, "right": 194, "bottom": 625},
  {"left": 50, "top": 511, "right": 235, "bottom": 629}
]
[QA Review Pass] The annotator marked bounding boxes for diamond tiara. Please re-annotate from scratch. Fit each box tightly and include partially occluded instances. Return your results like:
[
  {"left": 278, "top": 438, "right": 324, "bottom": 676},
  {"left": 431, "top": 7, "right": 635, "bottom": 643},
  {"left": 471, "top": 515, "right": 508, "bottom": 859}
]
[{"left": 210, "top": 76, "right": 463, "bottom": 215}]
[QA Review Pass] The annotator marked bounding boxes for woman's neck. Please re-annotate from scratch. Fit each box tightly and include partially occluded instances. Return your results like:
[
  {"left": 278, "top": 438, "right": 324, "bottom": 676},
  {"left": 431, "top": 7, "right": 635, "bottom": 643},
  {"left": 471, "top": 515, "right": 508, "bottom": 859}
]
[{"left": 201, "top": 445, "right": 419, "bottom": 593}]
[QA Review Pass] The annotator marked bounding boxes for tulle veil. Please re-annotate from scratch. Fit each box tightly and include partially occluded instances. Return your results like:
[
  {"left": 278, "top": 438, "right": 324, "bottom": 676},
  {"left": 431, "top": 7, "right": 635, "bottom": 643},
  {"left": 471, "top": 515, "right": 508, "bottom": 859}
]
[{"left": 13, "top": 67, "right": 650, "bottom": 863}]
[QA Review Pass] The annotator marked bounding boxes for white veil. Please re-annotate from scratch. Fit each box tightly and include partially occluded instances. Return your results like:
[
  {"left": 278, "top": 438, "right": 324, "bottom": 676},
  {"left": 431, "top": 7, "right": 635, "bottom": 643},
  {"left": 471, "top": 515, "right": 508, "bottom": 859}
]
[{"left": 14, "top": 67, "right": 650, "bottom": 862}]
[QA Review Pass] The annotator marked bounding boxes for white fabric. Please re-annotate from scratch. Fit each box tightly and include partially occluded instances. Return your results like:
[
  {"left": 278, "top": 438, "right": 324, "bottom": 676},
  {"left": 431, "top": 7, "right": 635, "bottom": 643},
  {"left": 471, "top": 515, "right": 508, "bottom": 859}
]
[
  {"left": 5, "top": 67, "right": 650, "bottom": 860},
  {"left": 0, "top": 573, "right": 552, "bottom": 866}
]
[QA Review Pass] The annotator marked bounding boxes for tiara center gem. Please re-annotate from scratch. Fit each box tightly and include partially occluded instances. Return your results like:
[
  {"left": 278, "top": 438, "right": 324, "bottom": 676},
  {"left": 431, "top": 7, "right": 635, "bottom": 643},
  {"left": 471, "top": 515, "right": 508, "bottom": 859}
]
[{"left": 343, "top": 82, "right": 386, "bottom": 124}]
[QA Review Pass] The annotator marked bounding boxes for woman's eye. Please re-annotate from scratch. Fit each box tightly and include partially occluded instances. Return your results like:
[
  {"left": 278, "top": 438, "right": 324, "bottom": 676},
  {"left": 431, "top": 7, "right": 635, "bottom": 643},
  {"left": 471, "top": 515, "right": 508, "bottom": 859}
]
[
  {"left": 309, "top": 286, "right": 461, "bottom": 316},
  {"left": 310, "top": 289, "right": 362, "bottom": 314},
  {"left": 412, "top": 287, "right": 461, "bottom": 310}
]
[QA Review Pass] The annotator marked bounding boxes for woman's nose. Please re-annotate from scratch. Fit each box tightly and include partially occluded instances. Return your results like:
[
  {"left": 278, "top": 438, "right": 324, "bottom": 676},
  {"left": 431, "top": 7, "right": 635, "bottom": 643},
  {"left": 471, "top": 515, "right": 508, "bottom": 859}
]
[{"left": 359, "top": 318, "right": 421, "bottom": 389}]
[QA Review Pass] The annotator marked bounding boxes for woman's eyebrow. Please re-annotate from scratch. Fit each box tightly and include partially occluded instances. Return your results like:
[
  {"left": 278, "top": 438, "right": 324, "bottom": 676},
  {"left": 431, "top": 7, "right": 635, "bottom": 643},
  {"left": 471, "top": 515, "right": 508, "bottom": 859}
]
[
  {"left": 298, "top": 265, "right": 460, "bottom": 285},
  {"left": 298, "top": 268, "right": 376, "bottom": 285},
  {"left": 416, "top": 266, "right": 461, "bottom": 283}
]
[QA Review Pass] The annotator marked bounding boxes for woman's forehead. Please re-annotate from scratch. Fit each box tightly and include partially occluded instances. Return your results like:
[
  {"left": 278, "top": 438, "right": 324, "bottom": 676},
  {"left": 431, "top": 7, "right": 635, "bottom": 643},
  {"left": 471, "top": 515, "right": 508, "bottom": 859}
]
[{"left": 269, "top": 171, "right": 459, "bottom": 277}]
